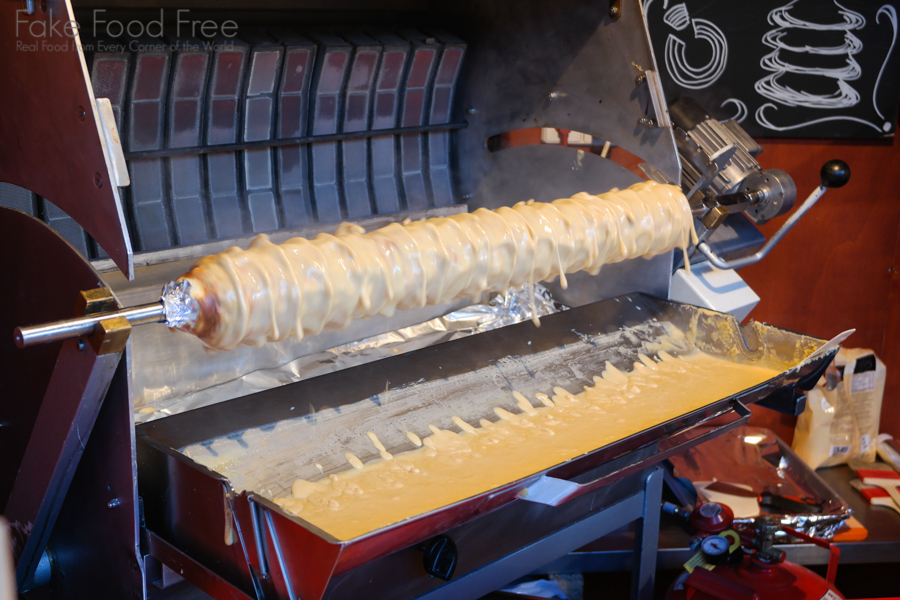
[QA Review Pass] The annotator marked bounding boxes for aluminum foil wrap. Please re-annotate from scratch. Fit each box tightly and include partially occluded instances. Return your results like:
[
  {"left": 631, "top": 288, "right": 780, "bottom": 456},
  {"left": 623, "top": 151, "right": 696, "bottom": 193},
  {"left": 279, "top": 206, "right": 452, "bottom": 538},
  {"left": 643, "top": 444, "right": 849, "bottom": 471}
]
[
  {"left": 135, "top": 284, "right": 564, "bottom": 423},
  {"left": 669, "top": 426, "right": 852, "bottom": 540},
  {"left": 160, "top": 278, "right": 198, "bottom": 330}
]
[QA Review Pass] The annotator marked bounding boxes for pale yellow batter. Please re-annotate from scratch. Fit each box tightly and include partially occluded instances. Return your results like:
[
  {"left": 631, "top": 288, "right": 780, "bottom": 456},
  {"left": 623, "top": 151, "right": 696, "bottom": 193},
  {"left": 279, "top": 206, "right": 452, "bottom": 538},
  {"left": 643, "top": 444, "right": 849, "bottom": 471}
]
[
  {"left": 173, "top": 181, "right": 694, "bottom": 350},
  {"left": 273, "top": 351, "right": 782, "bottom": 540}
]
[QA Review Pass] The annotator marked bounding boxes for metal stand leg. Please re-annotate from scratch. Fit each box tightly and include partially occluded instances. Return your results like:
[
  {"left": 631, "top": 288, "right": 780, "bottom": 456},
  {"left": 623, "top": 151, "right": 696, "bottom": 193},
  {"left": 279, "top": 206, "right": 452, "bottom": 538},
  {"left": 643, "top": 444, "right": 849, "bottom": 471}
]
[{"left": 631, "top": 466, "right": 663, "bottom": 600}]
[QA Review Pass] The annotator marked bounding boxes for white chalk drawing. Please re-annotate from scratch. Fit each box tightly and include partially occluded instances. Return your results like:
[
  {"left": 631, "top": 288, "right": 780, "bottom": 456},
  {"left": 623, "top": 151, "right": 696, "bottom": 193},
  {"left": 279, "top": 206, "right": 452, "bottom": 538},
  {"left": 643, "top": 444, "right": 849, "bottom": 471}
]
[
  {"left": 755, "top": 1, "right": 865, "bottom": 109},
  {"left": 642, "top": 0, "right": 669, "bottom": 14},
  {"left": 664, "top": 11, "right": 729, "bottom": 89},
  {"left": 761, "top": 46, "right": 862, "bottom": 80},
  {"left": 761, "top": 28, "right": 863, "bottom": 55},
  {"left": 768, "top": 1, "right": 865, "bottom": 30},
  {"left": 664, "top": 3, "right": 691, "bottom": 31},
  {"left": 645, "top": 0, "right": 897, "bottom": 135},
  {"left": 721, "top": 98, "right": 749, "bottom": 123},
  {"left": 755, "top": 102, "right": 885, "bottom": 132},
  {"left": 755, "top": 0, "right": 896, "bottom": 133},
  {"left": 756, "top": 77, "right": 861, "bottom": 109},
  {"left": 873, "top": 5, "right": 898, "bottom": 120}
]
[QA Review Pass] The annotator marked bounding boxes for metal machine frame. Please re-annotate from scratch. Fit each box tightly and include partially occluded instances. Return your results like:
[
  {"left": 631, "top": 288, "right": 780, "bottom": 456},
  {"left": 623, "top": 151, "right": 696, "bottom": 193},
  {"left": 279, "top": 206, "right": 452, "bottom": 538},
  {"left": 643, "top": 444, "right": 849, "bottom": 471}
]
[{"left": 0, "top": 1, "right": 845, "bottom": 598}]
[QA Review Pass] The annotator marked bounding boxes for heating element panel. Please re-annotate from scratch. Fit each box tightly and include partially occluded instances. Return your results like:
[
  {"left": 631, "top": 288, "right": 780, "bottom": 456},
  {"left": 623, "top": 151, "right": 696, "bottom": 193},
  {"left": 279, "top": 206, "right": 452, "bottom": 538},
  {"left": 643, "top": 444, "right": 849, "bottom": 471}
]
[{"left": 38, "top": 28, "right": 469, "bottom": 259}]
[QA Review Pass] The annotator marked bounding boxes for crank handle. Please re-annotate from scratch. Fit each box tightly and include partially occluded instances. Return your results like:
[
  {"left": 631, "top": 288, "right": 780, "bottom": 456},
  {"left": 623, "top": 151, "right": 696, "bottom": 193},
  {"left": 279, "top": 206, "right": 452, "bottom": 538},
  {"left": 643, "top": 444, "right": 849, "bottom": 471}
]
[{"left": 697, "top": 160, "right": 850, "bottom": 270}]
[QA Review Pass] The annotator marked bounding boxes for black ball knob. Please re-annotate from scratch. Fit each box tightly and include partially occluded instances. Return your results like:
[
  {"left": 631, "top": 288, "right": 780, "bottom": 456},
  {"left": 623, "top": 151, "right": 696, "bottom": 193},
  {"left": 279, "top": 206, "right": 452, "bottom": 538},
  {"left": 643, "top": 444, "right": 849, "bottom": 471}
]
[{"left": 820, "top": 160, "right": 850, "bottom": 188}]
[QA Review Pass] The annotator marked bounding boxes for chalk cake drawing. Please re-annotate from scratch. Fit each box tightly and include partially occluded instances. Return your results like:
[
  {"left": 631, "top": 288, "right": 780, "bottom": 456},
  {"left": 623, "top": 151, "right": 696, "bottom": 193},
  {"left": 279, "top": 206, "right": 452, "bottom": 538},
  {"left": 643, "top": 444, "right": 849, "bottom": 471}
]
[
  {"left": 644, "top": 0, "right": 897, "bottom": 135},
  {"left": 754, "top": 1, "right": 897, "bottom": 132},
  {"left": 755, "top": 1, "right": 865, "bottom": 109}
]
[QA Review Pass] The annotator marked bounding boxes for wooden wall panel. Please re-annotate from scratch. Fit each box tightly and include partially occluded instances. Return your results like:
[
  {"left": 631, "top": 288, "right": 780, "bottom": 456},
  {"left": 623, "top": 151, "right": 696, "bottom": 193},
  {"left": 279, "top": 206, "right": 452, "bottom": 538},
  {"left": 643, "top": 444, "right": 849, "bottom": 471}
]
[
  {"left": 881, "top": 200, "right": 900, "bottom": 442},
  {"left": 740, "top": 134, "right": 900, "bottom": 442}
]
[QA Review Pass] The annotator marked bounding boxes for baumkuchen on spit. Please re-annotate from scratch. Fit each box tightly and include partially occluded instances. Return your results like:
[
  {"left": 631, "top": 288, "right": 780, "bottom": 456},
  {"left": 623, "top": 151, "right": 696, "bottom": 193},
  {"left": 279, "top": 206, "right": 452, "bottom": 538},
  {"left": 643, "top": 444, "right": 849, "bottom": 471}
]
[{"left": 169, "top": 181, "right": 695, "bottom": 351}]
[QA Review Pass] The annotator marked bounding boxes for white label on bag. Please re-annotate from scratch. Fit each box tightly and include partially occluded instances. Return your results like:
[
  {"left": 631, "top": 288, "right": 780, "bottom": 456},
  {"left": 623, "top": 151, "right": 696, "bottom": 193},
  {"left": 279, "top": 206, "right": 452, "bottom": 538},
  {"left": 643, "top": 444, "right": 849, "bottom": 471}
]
[
  {"left": 820, "top": 590, "right": 842, "bottom": 600},
  {"left": 830, "top": 445, "right": 851, "bottom": 457},
  {"left": 861, "top": 434, "right": 871, "bottom": 454},
  {"left": 851, "top": 371, "right": 877, "bottom": 393}
]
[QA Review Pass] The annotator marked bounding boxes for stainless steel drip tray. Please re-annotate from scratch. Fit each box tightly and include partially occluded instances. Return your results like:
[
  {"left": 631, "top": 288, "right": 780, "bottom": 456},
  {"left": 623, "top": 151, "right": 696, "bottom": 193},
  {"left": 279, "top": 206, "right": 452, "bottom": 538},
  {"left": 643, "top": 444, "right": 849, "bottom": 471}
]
[{"left": 136, "top": 294, "right": 836, "bottom": 600}]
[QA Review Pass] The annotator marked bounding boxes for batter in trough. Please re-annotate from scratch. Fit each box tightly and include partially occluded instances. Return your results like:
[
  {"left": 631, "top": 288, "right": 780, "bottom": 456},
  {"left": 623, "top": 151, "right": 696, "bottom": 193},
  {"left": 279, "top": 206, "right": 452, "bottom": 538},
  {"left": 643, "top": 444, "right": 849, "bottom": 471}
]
[{"left": 274, "top": 350, "right": 782, "bottom": 540}]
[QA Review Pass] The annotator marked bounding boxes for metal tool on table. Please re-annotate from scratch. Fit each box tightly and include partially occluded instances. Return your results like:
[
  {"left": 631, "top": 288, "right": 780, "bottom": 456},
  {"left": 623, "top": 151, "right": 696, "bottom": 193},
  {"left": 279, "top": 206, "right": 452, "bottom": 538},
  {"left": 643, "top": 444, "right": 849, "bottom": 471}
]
[{"left": 758, "top": 493, "right": 824, "bottom": 515}]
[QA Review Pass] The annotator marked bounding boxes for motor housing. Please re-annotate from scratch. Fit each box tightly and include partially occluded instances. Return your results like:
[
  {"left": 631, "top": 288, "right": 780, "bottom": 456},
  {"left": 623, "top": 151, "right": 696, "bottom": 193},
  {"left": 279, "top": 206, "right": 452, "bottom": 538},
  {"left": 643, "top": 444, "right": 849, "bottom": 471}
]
[{"left": 669, "top": 97, "right": 798, "bottom": 236}]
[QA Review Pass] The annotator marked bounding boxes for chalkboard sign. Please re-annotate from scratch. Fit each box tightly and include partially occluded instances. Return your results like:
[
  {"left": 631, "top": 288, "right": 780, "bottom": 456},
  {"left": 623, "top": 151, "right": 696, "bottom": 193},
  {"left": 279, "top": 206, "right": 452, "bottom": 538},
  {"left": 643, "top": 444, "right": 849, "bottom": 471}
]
[{"left": 644, "top": 0, "right": 899, "bottom": 138}]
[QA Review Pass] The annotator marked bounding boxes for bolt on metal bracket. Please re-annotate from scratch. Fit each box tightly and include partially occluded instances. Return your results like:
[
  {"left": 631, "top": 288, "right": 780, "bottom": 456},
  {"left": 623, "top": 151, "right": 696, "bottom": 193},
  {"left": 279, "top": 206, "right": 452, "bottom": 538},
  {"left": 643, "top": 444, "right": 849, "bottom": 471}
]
[{"left": 609, "top": 0, "right": 623, "bottom": 19}]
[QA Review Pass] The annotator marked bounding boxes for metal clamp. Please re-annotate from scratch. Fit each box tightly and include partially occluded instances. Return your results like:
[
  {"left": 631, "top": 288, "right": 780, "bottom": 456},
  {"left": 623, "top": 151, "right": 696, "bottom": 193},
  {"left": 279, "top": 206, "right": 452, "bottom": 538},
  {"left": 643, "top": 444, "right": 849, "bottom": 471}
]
[
  {"left": 696, "top": 160, "right": 850, "bottom": 270},
  {"left": 635, "top": 70, "right": 671, "bottom": 130}
]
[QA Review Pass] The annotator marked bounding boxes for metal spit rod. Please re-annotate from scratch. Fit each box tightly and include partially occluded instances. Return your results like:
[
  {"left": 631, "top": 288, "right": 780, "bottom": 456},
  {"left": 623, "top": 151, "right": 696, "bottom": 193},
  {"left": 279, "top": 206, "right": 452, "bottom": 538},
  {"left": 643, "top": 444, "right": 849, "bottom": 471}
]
[{"left": 14, "top": 302, "right": 166, "bottom": 349}]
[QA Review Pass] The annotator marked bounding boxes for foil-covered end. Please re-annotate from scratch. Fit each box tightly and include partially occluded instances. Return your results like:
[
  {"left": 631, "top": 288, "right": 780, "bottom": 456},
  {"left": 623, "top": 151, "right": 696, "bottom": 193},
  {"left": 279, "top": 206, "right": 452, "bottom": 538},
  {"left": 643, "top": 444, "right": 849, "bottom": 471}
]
[
  {"left": 489, "top": 283, "right": 563, "bottom": 328},
  {"left": 161, "top": 279, "right": 199, "bottom": 331}
]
